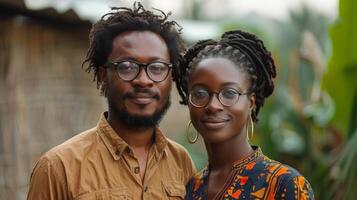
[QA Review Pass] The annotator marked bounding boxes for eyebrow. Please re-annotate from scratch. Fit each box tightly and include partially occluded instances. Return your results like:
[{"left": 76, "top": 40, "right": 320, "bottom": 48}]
[
  {"left": 111, "top": 57, "right": 169, "bottom": 63},
  {"left": 191, "top": 82, "right": 245, "bottom": 92},
  {"left": 219, "top": 82, "right": 245, "bottom": 91}
]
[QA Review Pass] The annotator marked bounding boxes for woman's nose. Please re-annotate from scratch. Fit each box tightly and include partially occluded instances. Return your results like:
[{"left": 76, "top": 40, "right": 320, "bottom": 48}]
[{"left": 205, "top": 94, "right": 224, "bottom": 113}]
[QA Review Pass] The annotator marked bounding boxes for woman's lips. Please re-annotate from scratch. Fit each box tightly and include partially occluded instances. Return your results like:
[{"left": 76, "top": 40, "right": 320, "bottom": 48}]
[{"left": 201, "top": 118, "right": 230, "bottom": 129}]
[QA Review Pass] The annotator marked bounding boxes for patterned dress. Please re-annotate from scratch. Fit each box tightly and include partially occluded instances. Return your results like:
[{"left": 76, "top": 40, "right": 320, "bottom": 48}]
[{"left": 186, "top": 147, "right": 314, "bottom": 200}]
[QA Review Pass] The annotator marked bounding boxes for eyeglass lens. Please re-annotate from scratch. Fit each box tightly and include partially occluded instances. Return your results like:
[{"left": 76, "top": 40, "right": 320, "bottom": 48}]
[
  {"left": 189, "top": 87, "right": 240, "bottom": 107},
  {"left": 114, "top": 61, "right": 170, "bottom": 82}
]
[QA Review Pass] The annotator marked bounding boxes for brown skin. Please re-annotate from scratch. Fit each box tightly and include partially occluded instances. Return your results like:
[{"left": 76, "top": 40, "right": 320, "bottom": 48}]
[
  {"left": 188, "top": 57, "right": 255, "bottom": 200},
  {"left": 98, "top": 31, "right": 171, "bottom": 181}
]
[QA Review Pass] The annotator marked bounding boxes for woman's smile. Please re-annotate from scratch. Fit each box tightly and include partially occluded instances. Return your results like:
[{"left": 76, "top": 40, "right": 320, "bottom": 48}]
[{"left": 201, "top": 116, "right": 230, "bottom": 130}]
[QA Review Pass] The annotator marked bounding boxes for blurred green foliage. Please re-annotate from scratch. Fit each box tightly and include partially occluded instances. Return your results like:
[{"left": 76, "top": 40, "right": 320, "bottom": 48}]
[
  {"left": 324, "top": 0, "right": 357, "bottom": 198},
  {"left": 323, "top": 0, "right": 357, "bottom": 137}
]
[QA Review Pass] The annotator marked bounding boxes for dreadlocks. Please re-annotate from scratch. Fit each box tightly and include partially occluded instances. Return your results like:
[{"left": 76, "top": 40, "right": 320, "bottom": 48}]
[
  {"left": 82, "top": 2, "right": 185, "bottom": 89},
  {"left": 175, "top": 30, "right": 277, "bottom": 122}
]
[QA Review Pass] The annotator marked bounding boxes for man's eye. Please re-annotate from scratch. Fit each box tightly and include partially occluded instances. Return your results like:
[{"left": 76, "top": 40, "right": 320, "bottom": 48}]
[
  {"left": 148, "top": 63, "right": 166, "bottom": 74},
  {"left": 117, "top": 62, "right": 137, "bottom": 74}
]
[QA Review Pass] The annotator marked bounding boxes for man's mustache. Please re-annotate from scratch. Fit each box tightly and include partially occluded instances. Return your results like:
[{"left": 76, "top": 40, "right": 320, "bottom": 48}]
[{"left": 123, "top": 88, "right": 160, "bottom": 100}]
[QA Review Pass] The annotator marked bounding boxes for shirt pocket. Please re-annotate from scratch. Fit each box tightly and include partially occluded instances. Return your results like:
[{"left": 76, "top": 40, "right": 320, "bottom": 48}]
[
  {"left": 162, "top": 181, "right": 186, "bottom": 199},
  {"left": 75, "top": 188, "right": 131, "bottom": 200}
]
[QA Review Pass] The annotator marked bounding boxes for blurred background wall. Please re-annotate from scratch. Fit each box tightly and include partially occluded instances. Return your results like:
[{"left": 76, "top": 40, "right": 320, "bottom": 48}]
[
  {"left": 1, "top": 0, "right": 356, "bottom": 199},
  {"left": 0, "top": 1, "right": 104, "bottom": 199}
]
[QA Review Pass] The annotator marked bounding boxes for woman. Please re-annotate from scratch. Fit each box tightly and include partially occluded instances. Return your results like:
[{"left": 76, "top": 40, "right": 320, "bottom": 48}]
[{"left": 175, "top": 30, "right": 314, "bottom": 199}]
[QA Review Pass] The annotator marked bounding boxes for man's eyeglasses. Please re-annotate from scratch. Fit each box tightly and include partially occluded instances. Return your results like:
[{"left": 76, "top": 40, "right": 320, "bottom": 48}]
[
  {"left": 189, "top": 86, "right": 250, "bottom": 108},
  {"left": 104, "top": 60, "right": 172, "bottom": 82}
]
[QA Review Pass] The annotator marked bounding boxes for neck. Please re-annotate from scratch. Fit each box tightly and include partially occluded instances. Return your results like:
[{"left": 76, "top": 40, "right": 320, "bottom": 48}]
[
  {"left": 205, "top": 128, "right": 253, "bottom": 170},
  {"left": 107, "top": 110, "right": 155, "bottom": 149}
]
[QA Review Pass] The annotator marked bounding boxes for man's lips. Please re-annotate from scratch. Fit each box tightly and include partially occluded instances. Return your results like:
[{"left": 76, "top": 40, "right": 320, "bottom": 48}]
[
  {"left": 130, "top": 97, "right": 154, "bottom": 104},
  {"left": 128, "top": 93, "right": 156, "bottom": 105}
]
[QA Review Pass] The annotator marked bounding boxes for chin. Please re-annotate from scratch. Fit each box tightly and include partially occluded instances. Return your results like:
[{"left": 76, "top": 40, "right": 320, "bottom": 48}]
[
  {"left": 119, "top": 100, "right": 170, "bottom": 127},
  {"left": 127, "top": 109, "right": 156, "bottom": 117},
  {"left": 126, "top": 102, "right": 159, "bottom": 113},
  {"left": 201, "top": 134, "right": 226, "bottom": 144},
  {"left": 198, "top": 127, "right": 232, "bottom": 143}
]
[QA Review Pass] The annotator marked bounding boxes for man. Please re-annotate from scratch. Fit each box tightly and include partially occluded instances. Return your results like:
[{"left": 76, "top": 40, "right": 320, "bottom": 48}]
[{"left": 27, "top": 3, "right": 195, "bottom": 199}]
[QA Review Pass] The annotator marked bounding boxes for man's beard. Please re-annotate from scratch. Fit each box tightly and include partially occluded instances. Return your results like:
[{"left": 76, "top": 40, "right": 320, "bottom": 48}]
[{"left": 108, "top": 93, "right": 171, "bottom": 128}]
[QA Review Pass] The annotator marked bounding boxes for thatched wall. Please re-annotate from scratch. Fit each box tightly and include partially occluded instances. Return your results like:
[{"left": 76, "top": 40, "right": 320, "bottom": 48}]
[{"left": 0, "top": 16, "right": 105, "bottom": 199}]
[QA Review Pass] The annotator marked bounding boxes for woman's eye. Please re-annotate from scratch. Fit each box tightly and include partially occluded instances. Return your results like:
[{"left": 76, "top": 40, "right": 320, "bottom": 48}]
[
  {"left": 222, "top": 89, "right": 238, "bottom": 99},
  {"left": 193, "top": 90, "right": 209, "bottom": 99}
]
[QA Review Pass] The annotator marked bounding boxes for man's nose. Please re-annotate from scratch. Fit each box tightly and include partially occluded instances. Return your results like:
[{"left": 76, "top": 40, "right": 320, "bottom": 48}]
[{"left": 131, "top": 68, "right": 153, "bottom": 87}]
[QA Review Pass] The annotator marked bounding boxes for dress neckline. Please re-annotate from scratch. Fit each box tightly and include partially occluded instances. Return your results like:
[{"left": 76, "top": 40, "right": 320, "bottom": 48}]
[
  {"left": 203, "top": 146, "right": 264, "bottom": 200},
  {"left": 231, "top": 146, "right": 263, "bottom": 170}
]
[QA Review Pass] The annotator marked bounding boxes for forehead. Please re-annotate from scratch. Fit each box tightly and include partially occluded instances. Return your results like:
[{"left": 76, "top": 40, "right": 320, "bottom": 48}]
[
  {"left": 189, "top": 57, "right": 250, "bottom": 90},
  {"left": 108, "top": 31, "right": 170, "bottom": 62}
]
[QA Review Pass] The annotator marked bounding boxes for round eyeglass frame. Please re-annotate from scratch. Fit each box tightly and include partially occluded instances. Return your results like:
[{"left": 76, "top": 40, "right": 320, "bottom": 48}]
[
  {"left": 103, "top": 60, "right": 173, "bottom": 83},
  {"left": 188, "top": 87, "right": 251, "bottom": 108}
]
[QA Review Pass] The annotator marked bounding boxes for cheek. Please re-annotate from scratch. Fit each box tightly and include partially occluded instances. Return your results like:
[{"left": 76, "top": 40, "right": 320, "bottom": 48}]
[
  {"left": 106, "top": 79, "right": 128, "bottom": 100},
  {"left": 158, "top": 79, "right": 172, "bottom": 98},
  {"left": 229, "top": 106, "right": 250, "bottom": 125},
  {"left": 188, "top": 106, "right": 203, "bottom": 128}
]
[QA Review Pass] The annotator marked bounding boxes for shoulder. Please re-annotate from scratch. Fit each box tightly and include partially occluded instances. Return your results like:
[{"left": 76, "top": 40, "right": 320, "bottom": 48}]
[
  {"left": 264, "top": 158, "right": 307, "bottom": 184},
  {"left": 259, "top": 157, "right": 302, "bottom": 177},
  {"left": 186, "top": 168, "right": 207, "bottom": 196},
  {"left": 259, "top": 157, "right": 315, "bottom": 199},
  {"left": 165, "top": 138, "right": 194, "bottom": 164},
  {"left": 27, "top": 127, "right": 98, "bottom": 200},
  {"left": 165, "top": 138, "right": 196, "bottom": 182},
  {"left": 37, "top": 127, "right": 99, "bottom": 167},
  {"left": 29, "top": 127, "right": 99, "bottom": 188},
  {"left": 187, "top": 167, "right": 206, "bottom": 184},
  {"left": 165, "top": 138, "right": 195, "bottom": 169},
  {"left": 166, "top": 138, "right": 191, "bottom": 157},
  {"left": 276, "top": 164, "right": 314, "bottom": 199}
]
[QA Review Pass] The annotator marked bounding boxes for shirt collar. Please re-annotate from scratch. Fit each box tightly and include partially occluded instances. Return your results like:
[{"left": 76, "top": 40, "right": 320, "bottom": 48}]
[
  {"left": 96, "top": 112, "right": 169, "bottom": 160},
  {"left": 153, "top": 127, "right": 169, "bottom": 159}
]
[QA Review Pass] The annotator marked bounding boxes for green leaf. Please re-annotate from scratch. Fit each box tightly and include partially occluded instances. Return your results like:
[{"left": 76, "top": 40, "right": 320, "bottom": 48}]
[
  {"left": 303, "top": 92, "right": 335, "bottom": 126},
  {"left": 322, "top": 0, "right": 357, "bottom": 135},
  {"left": 328, "top": 130, "right": 357, "bottom": 199}
]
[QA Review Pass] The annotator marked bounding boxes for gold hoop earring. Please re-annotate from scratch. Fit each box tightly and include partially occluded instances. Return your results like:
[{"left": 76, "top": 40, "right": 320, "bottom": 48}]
[
  {"left": 185, "top": 120, "right": 198, "bottom": 144},
  {"left": 247, "top": 115, "right": 254, "bottom": 140}
]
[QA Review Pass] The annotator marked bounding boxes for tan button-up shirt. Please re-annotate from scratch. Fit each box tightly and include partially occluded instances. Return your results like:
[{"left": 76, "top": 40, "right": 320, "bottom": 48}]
[{"left": 27, "top": 113, "right": 196, "bottom": 200}]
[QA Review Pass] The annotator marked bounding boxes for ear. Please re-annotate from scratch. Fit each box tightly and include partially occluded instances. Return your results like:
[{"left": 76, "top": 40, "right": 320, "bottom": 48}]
[
  {"left": 248, "top": 93, "right": 256, "bottom": 111},
  {"left": 98, "top": 66, "right": 108, "bottom": 96},
  {"left": 98, "top": 66, "right": 107, "bottom": 84}
]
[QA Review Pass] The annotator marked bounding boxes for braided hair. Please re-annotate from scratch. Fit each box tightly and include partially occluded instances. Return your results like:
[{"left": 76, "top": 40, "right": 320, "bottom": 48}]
[
  {"left": 82, "top": 2, "right": 185, "bottom": 89},
  {"left": 175, "top": 30, "right": 277, "bottom": 122}
]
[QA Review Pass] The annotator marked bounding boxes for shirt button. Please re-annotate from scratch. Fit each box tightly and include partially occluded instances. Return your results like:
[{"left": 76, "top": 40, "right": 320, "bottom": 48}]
[
  {"left": 144, "top": 186, "right": 148, "bottom": 192},
  {"left": 115, "top": 150, "right": 120, "bottom": 156},
  {"left": 134, "top": 167, "right": 140, "bottom": 174}
]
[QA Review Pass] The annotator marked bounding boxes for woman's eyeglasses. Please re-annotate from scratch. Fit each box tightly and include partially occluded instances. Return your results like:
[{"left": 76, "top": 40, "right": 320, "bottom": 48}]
[{"left": 189, "top": 87, "right": 250, "bottom": 107}]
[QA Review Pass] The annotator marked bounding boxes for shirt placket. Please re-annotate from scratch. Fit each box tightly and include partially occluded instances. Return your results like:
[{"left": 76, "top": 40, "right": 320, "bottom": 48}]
[
  {"left": 121, "top": 148, "right": 143, "bottom": 187},
  {"left": 122, "top": 146, "right": 162, "bottom": 200},
  {"left": 142, "top": 146, "right": 164, "bottom": 200}
]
